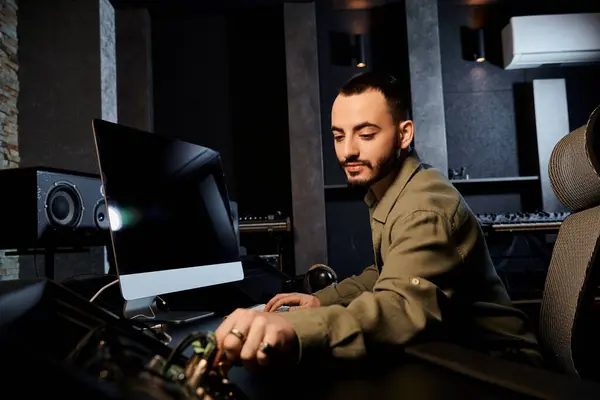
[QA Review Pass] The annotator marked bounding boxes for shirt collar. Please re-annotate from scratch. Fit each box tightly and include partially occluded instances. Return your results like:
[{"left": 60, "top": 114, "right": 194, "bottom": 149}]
[{"left": 364, "top": 152, "right": 422, "bottom": 223}]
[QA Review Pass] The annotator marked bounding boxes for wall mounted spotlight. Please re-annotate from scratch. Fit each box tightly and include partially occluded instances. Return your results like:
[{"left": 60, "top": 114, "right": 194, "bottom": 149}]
[
  {"left": 330, "top": 31, "right": 367, "bottom": 68},
  {"left": 353, "top": 34, "right": 366, "bottom": 68},
  {"left": 460, "top": 26, "right": 486, "bottom": 62}
]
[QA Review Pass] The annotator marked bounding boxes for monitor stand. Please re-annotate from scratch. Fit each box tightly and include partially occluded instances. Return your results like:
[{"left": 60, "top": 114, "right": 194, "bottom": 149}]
[{"left": 123, "top": 297, "right": 214, "bottom": 323}]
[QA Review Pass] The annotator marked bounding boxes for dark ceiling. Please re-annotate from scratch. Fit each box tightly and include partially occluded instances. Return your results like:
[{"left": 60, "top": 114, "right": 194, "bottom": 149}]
[
  {"left": 110, "top": 0, "right": 311, "bottom": 10},
  {"left": 110, "top": 0, "right": 588, "bottom": 12},
  {"left": 110, "top": 0, "right": 525, "bottom": 10},
  {"left": 109, "top": 0, "right": 409, "bottom": 11}
]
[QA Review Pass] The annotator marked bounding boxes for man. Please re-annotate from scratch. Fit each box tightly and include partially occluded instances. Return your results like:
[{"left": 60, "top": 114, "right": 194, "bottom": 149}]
[{"left": 215, "top": 72, "right": 541, "bottom": 370}]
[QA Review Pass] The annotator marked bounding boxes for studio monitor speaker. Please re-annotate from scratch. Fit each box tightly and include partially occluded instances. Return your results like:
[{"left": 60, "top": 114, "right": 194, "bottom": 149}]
[{"left": 0, "top": 167, "right": 111, "bottom": 250}]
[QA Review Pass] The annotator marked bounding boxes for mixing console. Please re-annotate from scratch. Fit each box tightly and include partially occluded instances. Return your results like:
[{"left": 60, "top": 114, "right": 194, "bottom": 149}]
[{"left": 475, "top": 211, "right": 571, "bottom": 232}]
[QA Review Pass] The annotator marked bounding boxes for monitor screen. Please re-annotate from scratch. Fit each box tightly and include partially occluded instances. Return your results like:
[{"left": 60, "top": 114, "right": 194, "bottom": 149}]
[{"left": 92, "top": 119, "right": 243, "bottom": 301}]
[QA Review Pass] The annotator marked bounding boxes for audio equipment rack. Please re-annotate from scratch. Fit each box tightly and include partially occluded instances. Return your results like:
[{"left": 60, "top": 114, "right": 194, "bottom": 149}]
[
  {"left": 238, "top": 213, "right": 292, "bottom": 273},
  {"left": 238, "top": 214, "right": 291, "bottom": 234}
]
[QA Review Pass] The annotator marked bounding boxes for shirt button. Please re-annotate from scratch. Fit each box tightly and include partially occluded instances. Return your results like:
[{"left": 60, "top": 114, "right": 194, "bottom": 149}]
[{"left": 411, "top": 278, "right": 420, "bottom": 285}]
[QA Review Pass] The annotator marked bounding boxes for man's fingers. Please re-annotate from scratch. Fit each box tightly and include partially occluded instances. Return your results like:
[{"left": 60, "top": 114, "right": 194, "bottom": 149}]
[
  {"left": 240, "top": 314, "right": 267, "bottom": 370},
  {"left": 257, "top": 324, "right": 282, "bottom": 367},
  {"left": 264, "top": 294, "right": 280, "bottom": 312},
  {"left": 219, "top": 309, "right": 254, "bottom": 363},
  {"left": 265, "top": 293, "right": 294, "bottom": 312},
  {"left": 268, "top": 296, "right": 301, "bottom": 312},
  {"left": 215, "top": 308, "right": 242, "bottom": 347}
]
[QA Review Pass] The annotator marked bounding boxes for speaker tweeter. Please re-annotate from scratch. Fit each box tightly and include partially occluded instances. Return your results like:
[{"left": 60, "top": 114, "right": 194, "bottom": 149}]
[{"left": 94, "top": 200, "right": 110, "bottom": 230}]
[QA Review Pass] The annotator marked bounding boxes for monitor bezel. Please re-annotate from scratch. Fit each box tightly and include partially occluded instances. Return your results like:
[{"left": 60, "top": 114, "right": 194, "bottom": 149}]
[{"left": 91, "top": 119, "right": 244, "bottom": 301}]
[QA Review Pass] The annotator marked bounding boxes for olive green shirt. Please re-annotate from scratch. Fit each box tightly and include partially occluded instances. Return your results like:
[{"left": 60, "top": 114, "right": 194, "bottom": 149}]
[{"left": 281, "top": 153, "right": 539, "bottom": 361}]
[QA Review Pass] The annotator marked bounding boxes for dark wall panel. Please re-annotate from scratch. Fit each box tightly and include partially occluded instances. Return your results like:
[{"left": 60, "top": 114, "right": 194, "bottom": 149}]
[
  {"left": 226, "top": 7, "right": 292, "bottom": 218},
  {"left": 325, "top": 192, "right": 373, "bottom": 279},
  {"left": 444, "top": 90, "right": 519, "bottom": 179},
  {"left": 152, "top": 10, "right": 236, "bottom": 195},
  {"left": 152, "top": 7, "right": 292, "bottom": 217}
]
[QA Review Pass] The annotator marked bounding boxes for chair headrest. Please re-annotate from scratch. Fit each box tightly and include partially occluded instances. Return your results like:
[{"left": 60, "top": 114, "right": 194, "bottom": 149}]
[{"left": 549, "top": 105, "right": 600, "bottom": 212}]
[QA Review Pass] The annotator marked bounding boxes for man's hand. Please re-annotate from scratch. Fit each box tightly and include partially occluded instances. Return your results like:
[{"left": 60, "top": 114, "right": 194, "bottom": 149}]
[
  {"left": 215, "top": 309, "right": 298, "bottom": 371},
  {"left": 264, "top": 292, "right": 320, "bottom": 312}
]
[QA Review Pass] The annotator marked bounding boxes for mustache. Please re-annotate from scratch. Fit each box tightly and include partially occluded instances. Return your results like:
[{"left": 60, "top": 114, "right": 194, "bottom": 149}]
[{"left": 341, "top": 156, "right": 372, "bottom": 168}]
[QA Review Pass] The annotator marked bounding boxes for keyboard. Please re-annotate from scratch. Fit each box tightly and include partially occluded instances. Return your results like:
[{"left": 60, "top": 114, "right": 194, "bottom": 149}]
[
  {"left": 248, "top": 304, "right": 290, "bottom": 312},
  {"left": 476, "top": 211, "right": 571, "bottom": 232}
]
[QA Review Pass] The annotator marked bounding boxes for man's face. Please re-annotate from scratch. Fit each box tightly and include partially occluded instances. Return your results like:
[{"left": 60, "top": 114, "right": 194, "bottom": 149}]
[{"left": 331, "top": 90, "right": 400, "bottom": 187}]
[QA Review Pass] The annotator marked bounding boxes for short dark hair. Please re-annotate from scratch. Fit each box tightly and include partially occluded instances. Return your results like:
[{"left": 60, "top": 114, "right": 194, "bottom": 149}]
[{"left": 339, "top": 72, "right": 408, "bottom": 124}]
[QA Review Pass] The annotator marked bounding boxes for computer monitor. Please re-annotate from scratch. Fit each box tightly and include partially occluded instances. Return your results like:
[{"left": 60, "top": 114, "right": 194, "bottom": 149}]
[{"left": 91, "top": 119, "right": 244, "bottom": 304}]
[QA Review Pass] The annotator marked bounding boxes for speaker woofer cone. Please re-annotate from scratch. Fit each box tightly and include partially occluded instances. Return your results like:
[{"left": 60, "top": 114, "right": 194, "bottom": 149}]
[{"left": 45, "top": 182, "right": 83, "bottom": 228}]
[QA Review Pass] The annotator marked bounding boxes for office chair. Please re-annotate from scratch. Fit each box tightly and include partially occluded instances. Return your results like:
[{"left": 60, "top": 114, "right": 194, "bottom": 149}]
[
  {"left": 402, "top": 105, "right": 600, "bottom": 397},
  {"left": 539, "top": 104, "right": 600, "bottom": 380}
]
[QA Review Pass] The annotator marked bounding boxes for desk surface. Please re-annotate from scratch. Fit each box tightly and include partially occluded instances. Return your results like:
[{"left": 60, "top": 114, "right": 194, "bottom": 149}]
[
  {"left": 163, "top": 316, "right": 548, "bottom": 400},
  {"left": 17, "top": 278, "right": 597, "bottom": 399}
]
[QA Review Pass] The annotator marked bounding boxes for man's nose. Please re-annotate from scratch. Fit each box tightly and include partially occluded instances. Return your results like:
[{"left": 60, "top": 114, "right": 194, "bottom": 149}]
[{"left": 342, "top": 137, "right": 359, "bottom": 159}]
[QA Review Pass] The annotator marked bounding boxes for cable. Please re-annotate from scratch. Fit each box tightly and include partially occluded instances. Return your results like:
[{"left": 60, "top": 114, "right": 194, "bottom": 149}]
[
  {"left": 131, "top": 305, "right": 156, "bottom": 320},
  {"left": 89, "top": 279, "right": 119, "bottom": 303}
]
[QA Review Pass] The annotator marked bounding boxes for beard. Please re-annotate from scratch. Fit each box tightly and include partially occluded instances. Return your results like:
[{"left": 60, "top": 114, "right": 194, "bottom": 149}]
[{"left": 340, "top": 144, "right": 402, "bottom": 188}]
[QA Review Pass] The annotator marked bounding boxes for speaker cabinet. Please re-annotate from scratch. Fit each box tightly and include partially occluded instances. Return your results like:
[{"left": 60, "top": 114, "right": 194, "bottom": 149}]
[{"left": 0, "top": 167, "right": 111, "bottom": 250}]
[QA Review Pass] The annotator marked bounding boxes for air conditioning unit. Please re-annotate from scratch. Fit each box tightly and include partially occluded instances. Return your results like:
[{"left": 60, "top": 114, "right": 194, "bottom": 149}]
[{"left": 502, "top": 13, "right": 600, "bottom": 70}]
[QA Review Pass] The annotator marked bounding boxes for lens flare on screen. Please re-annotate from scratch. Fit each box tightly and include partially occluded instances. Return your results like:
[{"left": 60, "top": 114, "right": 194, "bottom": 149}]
[
  {"left": 108, "top": 205, "right": 123, "bottom": 231},
  {"left": 107, "top": 205, "right": 141, "bottom": 231}
]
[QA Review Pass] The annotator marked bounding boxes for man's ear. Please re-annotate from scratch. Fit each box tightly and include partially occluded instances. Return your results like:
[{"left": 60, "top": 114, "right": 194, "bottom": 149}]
[{"left": 398, "top": 120, "right": 414, "bottom": 149}]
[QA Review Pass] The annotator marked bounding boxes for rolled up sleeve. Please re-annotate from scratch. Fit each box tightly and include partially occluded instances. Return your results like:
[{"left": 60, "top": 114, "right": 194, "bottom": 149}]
[
  {"left": 282, "top": 210, "right": 462, "bottom": 360},
  {"left": 314, "top": 265, "right": 379, "bottom": 306}
]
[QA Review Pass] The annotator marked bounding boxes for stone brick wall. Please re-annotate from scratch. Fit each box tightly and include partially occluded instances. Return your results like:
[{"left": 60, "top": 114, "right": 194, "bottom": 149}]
[{"left": 0, "top": 0, "right": 20, "bottom": 280}]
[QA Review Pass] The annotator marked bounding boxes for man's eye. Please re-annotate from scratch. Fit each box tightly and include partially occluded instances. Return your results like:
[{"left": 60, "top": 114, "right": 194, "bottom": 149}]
[
  {"left": 360, "top": 134, "right": 375, "bottom": 140},
  {"left": 334, "top": 135, "right": 344, "bottom": 142}
]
